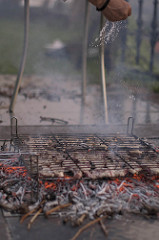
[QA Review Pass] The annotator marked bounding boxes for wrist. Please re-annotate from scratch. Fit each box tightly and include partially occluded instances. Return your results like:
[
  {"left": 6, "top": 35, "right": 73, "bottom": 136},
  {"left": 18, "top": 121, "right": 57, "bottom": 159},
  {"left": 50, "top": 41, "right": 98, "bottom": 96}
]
[
  {"left": 96, "top": 0, "right": 111, "bottom": 11},
  {"left": 96, "top": 0, "right": 106, "bottom": 8}
]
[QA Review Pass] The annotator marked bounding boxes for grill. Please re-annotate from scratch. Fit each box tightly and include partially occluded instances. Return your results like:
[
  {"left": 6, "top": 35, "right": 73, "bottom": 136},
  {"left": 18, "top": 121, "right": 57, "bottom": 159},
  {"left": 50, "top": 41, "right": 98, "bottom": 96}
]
[
  {"left": 5, "top": 117, "right": 158, "bottom": 181},
  {"left": 1, "top": 118, "right": 159, "bottom": 233}
]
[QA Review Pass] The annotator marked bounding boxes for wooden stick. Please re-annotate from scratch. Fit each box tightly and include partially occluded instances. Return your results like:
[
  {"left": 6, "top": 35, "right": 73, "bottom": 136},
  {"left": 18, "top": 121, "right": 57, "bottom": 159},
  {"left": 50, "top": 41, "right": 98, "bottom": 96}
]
[
  {"left": 45, "top": 203, "right": 72, "bottom": 216},
  {"left": 20, "top": 208, "right": 37, "bottom": 224},
  {"left": 75, "top": 213, "right": 87, "bottom": 226},
  {"left": 71, "top": 217, "right": 105, "bottom": 240},
  {"left": 27, "top": 208, "right": 42, "bottom": 230},
  {"left": 20, "top": 200, "right": 45, "bottom": 224},
  {"left": 99, "top": 219, "right": 108, "bottom": 237}
]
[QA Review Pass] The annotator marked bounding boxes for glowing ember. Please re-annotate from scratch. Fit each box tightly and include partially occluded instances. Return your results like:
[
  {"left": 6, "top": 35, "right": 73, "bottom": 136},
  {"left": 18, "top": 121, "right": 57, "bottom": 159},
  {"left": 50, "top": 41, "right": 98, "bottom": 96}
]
[{"left": 0, "top": 152, "right": 159, "bottom": 229}]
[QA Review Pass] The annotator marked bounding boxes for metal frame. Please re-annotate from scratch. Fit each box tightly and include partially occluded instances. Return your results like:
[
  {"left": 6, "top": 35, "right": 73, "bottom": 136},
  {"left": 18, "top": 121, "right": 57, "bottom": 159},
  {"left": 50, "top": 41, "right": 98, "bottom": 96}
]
[{"left": 10, "top": 116, "right": 18, "bottom": 138}]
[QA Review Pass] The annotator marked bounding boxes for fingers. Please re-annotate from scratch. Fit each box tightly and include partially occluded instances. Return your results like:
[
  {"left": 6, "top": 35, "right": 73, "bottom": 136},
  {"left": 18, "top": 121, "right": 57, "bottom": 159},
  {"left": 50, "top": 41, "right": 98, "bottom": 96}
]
[
  {"left": 103, "top": 0, "right": 132, "bottom": 22},
  {"left": 88, "top": 0, "right": 132, "bottom": 22}
]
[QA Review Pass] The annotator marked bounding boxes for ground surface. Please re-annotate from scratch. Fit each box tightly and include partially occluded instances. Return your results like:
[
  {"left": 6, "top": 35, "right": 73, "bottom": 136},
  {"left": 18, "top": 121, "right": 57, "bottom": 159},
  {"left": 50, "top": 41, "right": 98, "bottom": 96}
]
[
  {"left": 1, "top": 211, "right": 159, "bottom": 240},
  {"left": 0, "top": 74, "right": 159, "bottom": 127}
]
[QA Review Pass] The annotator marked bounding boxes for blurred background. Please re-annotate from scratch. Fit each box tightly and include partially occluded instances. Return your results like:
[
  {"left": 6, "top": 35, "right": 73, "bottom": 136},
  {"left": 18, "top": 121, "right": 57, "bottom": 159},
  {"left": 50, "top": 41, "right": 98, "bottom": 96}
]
[
  {"left": 0, "top": 0, "right": 159, "bottom": 125},
  {"left": 0, "top": 0, "right": 158, "bottom": 78}
]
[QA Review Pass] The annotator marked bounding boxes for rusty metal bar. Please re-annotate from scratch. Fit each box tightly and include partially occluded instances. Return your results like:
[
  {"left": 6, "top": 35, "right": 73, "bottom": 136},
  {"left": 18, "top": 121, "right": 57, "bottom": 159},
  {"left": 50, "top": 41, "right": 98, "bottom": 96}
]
[
  {"left": 10, "top": 116, "right": 18, "bottom": 138},
  {"left": 127, "top": 117, "right": 135, "bottom": 136}
]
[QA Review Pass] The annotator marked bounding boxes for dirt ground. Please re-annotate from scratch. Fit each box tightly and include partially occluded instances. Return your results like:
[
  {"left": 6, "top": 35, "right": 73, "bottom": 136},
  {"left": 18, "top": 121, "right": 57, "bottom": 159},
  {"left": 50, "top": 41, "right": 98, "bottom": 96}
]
[{"left": 0, "top": 74, "right": 159, "bottom": 127}]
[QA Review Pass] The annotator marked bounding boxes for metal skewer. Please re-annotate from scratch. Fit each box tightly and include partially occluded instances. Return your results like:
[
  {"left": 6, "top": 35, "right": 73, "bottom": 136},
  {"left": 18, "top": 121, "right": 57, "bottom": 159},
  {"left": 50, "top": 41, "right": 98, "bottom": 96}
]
[
  {"left": 100, "top": 14, "right": 109, "bottom": 124},
  {"left": 9, "top": 0, "right": 30, "bottom": 113}
]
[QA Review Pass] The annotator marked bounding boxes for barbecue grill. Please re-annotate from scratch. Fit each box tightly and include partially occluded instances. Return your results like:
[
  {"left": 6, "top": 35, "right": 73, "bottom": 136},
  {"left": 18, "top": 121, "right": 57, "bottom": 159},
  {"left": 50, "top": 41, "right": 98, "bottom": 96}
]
[{"left": 1, "top": 117, "right": 159, "bottom": 183}]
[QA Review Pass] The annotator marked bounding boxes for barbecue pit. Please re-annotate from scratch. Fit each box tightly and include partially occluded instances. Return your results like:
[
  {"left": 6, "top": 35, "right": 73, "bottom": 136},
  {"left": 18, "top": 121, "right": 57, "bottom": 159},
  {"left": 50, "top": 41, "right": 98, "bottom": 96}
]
[
  {"left": 7, "top": 117, "right": 159, "bottom": 181},
  {"left": 1, "top": 117, "right": 159, "bottom": 236}
]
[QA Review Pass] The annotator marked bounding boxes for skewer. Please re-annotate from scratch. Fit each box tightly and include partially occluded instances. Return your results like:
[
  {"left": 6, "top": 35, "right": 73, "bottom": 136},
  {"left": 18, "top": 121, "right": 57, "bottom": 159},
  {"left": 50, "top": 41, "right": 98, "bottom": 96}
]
[
  {"left": 99, "top": 218, "right": 108, "bottom": 237},
  {"left": 74, "top": 213, "right": 87, "bottom": 226},
  {"left": 20, "top": 200, "right": 45, "bottom": 223},
  {"left": 45, "top": 203, "right": 72, "bottom": 216},
  {"left": 71, "top": 216, "right": 105, "bottom": 240},
  {"left": 27, "top": 208, "right": 42, "bottom": 230},
  {"left": 20, "top": 208, "right": 37, "bottom": 224}
]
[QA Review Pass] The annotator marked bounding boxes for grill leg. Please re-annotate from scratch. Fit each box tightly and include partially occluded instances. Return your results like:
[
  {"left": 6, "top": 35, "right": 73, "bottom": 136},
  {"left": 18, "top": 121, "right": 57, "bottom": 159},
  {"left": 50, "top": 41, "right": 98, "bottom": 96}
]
[
  {"left": 100, "top": 15, "right": 109, "bottom": 124},
  {"left": 9, "top": 0, "right": 30, "bottom": 113}
]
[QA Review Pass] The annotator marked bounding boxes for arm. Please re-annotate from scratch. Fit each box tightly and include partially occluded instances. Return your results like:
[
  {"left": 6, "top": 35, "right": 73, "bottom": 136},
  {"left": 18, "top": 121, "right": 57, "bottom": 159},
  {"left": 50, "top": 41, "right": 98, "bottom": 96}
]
[{"left": 88, "top": 0, "right": 131, "bottom": 22}]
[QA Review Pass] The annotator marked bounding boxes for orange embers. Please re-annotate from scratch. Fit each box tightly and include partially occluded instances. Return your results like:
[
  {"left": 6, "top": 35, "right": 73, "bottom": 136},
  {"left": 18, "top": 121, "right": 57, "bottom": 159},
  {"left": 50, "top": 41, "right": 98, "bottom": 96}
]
[
  {"left": 44, "top": 182, "right": 57, "bottom": 190},
  {"left": 71, "top": 183, "right": 79, "bottom": 191},
  {"left": 113, "top": 178, "right": 121, "bottom": 185},
  {"left": 119, "top": 182, "right": 134, "bottom": 192},
  {"left": 155, "top": 147, "right": 159, "bottom": 153},
  {"left": 0, "top": 165, "right": 27, "bottom": 177},
  {"left": 63, "top": 175, "right": 73, "bottom": 180},
  {"left": 42, "top": 175, "right": 75, "bottom": 191},
  {"left": 108, "top": 173, "right": 159, "bottom": 194},
  {"left": 133, "top": 173, "right": 145, "bottom": 181}
]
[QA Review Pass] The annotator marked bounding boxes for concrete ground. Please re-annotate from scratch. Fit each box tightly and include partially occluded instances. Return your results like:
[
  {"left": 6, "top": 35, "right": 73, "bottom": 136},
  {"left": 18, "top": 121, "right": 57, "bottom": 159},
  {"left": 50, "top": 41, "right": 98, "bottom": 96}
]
[
  {"left": 0, "top": 74, "right": 159, "bottom": 240},
  {"left": 1, "top": 210, "right": 159, "bottom": 240}
]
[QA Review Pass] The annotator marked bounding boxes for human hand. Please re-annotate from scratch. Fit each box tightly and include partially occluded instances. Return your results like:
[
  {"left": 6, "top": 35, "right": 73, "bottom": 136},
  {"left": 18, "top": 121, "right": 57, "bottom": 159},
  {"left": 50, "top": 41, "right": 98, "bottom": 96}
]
[{"left": 88, "top": 0, "right": 131, "bottom": 22}]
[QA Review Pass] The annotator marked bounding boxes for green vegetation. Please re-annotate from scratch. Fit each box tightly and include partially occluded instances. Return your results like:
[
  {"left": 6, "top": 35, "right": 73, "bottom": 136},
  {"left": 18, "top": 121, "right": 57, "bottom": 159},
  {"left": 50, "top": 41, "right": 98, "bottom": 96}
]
[
  {"left": 0, "top": 18, "right": 82, "bottom": 76},
  {"left": 0, "top": 14, "right": 158, "bottom": 94},
  {"left": 152, "top": 82, "right": 159, "bottom": 93}
]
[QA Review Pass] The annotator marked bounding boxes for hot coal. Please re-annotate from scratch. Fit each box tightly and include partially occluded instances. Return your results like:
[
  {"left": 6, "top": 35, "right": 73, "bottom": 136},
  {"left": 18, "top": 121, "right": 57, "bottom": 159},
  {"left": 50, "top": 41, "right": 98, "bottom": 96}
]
[
  {"left": 0, "top": 132, "right": 159, "bottom": 230},
  {"left": 0, "top": 152, "right": 159, "bottom": 223}
]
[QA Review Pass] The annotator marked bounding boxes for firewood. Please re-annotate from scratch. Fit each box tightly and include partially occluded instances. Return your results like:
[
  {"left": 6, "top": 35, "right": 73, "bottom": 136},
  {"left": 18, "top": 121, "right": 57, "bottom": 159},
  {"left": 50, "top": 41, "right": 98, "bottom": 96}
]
[
  {"left": 27, "top": 208, "right": 43, "bottom": 230},
  {"left": 45, "top": 203, "right": 72, "bottom": 216},
  {"left": 71, "top": 216, "right": 106, "bottom": 240}
]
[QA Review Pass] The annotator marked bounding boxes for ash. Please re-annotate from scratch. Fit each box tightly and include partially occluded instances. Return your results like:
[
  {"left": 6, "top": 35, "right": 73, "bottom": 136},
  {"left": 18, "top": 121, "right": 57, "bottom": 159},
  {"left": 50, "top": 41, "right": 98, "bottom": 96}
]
[
  {"left": 0, "top": 153, "right": 159, "bottom": 225},
  {"left": 48, "top": 176, "right": 159, "bottom": 224}
]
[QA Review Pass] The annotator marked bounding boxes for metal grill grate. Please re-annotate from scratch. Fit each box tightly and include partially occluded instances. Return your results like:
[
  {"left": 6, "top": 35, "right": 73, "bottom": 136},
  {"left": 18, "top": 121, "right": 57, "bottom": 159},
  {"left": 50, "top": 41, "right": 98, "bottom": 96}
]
[{"left": 12, "top": 132, "right": 159, "bottom": 180}]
